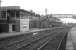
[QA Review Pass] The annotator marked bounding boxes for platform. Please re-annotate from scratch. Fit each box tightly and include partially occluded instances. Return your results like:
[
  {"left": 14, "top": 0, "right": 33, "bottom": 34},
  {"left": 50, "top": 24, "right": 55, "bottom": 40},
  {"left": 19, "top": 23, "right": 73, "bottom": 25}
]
[{"left": 66, "top": 27, "right": 76, "bottom": 50}]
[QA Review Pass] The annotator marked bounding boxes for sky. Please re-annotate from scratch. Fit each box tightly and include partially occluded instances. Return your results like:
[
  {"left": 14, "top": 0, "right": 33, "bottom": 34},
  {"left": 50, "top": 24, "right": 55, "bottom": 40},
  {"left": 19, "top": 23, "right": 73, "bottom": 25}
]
[{"left": 1, "top": 0, "right": 76, "bottom": 23}]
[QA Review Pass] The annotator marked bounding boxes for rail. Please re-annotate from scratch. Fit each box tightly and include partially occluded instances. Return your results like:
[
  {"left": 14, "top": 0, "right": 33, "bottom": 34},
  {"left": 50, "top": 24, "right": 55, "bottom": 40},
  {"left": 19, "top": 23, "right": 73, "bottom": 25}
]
[
  {"left": 36, "top": 30, "right": 68, "bottom": 50},
  {"left": 57, "top": 32, "right": 68, "bottom": 50}
]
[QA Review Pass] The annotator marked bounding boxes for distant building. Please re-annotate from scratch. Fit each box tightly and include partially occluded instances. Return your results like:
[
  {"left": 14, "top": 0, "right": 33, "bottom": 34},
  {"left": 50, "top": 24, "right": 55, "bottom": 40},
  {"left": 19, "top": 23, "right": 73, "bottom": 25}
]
[{"left": 52, "top": 14, "right": 74, "bottom": 18}]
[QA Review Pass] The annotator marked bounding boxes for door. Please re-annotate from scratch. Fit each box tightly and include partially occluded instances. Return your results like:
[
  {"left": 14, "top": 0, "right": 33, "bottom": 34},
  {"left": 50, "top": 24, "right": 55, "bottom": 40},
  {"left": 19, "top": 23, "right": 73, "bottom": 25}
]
[{"left": 12, "top": 25, "right": 16, "bottom": 31}]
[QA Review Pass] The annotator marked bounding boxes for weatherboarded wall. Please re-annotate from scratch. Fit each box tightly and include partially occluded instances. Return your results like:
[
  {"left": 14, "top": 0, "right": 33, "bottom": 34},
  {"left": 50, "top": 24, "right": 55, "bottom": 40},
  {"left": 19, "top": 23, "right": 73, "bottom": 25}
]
[{"left": 20, "top": 18, "right": 29, "bottom": 32}]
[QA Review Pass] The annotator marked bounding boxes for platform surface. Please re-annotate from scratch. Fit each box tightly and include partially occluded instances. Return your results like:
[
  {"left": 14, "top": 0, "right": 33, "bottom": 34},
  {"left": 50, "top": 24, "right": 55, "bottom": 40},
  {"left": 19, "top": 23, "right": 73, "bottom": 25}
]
[{"left": 66, "top": 27, "right": 76, "bottom": 50}]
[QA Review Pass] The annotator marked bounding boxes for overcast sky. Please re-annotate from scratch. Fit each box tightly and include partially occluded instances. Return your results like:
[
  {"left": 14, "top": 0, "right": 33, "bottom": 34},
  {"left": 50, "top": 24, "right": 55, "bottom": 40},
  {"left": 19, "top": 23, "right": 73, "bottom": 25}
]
[
  {"left": 1, "top": 0, "right": 76, "bottom": 15},
  {"left": 1, "top": 0, "right": 76, "bottom": 23}
]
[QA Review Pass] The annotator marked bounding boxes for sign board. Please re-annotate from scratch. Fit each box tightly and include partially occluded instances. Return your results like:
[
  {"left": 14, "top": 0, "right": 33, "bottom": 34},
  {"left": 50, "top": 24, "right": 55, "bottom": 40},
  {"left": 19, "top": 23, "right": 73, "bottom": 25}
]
[{"left": 20, "top": 18, "right": 29, "bottom": 32}]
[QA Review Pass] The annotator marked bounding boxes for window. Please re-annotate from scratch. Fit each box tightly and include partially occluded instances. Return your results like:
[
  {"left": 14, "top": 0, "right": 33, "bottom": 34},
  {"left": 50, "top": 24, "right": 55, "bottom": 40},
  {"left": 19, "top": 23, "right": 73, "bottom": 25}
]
[{"left": 0, "top": 11, "right": 7, "bottom": 19}]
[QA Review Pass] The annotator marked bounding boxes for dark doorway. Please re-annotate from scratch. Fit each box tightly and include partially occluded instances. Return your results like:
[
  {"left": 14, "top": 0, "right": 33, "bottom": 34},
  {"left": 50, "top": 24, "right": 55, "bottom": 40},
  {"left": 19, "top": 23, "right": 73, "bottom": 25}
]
[{"left": 12, "top": 25, "right": 16, "bottom": 31}]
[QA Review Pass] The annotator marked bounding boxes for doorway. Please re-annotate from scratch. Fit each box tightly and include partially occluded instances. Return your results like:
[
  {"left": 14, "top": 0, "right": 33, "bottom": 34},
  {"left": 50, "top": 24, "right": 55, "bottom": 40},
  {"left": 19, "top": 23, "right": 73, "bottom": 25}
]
[{"left": 12, "top": 25, "right": 16, "bottom": 31}]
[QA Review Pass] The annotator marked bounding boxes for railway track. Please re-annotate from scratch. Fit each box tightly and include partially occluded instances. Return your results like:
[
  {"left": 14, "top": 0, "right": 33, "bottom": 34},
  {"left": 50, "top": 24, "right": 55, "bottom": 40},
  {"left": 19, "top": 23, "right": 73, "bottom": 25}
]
[
  {"left": 38, "top": 31, "right": 67, "bottom": 50},
  {"left": 17, "top": 29, "right": 68, "bottom": 50},
  {"left": 0, "top": 33, "right": 33, "bottom": 48},
  {"left": 0, "top": 27, "right": 69, "bottom": 50},
  {"left": 17, "top": 31, "right": 58, "bottom": 50},
  {"left": 2, "top": 29, "right": 59, "bottom": 50}
]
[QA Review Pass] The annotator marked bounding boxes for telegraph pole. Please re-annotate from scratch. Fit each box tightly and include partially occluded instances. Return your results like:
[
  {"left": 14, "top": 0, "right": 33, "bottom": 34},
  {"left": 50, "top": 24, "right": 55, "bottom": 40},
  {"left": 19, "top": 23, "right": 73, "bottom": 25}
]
[
  {"left": 0, "top": 0, "right": 1, "bottom": 18},
  {"left": 45, "top": 8, "right": 48, "bottom": 15},
  {"left": 0, "top": 0, "right": 1, "bottom": 7}
]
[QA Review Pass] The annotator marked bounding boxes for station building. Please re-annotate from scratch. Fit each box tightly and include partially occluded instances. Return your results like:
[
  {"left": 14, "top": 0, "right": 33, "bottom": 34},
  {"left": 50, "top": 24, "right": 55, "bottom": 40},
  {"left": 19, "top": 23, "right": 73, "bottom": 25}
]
[{"left": 0, "top": 6, "right": 36, "bottom": 33}]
